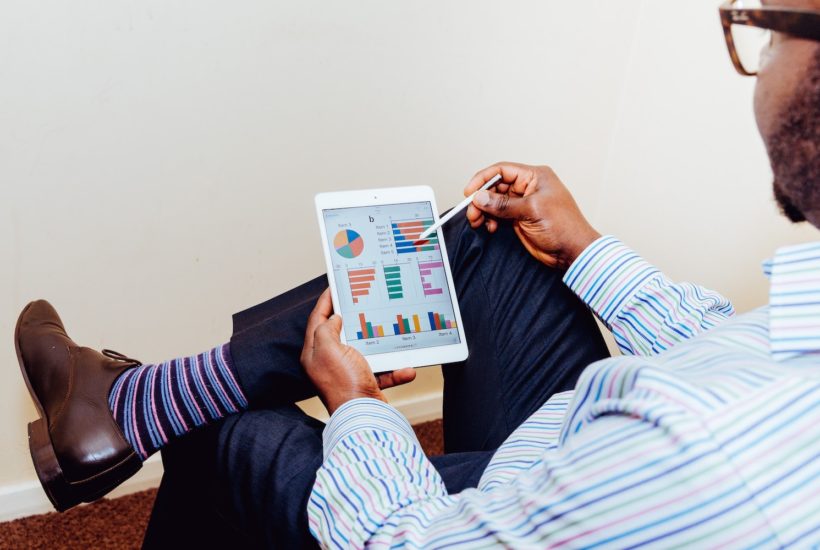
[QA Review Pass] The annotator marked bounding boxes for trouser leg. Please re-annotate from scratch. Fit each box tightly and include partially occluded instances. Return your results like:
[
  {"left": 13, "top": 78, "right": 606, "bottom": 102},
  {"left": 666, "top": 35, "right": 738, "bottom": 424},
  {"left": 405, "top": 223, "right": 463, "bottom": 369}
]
[
  {"left": 229, "top": 275, "right": 326, "bottom": 408},
  {"left": 230, "top": 214, "right": 608, "bottom": 427},
  {"left": 147, "top": 215, "right": 608, "bottom": 546},
  {"left": 142, "top": 421, "right": 256, "bottom": 549},
  {"left": 441, "top": 217, "right": 610, "bottom": 452},
  {"left": 145, "top": 407, "right": 494, "bottom": 548}
]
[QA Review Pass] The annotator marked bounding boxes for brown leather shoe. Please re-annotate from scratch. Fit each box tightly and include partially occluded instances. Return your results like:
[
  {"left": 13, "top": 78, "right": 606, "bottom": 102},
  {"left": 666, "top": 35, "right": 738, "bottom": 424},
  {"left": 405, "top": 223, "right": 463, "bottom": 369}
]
[{"left": 14, "top": 300, "right": 143, "bottom": 512}]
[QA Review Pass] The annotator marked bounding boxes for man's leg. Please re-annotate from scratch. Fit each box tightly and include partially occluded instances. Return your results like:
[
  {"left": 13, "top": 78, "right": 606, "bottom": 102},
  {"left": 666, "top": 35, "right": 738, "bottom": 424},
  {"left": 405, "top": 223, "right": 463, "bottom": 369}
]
[
  {"left": 144, "top": 215, "right": 607, "bottom": 545},
  {"left": 144, "top": 407, "right": 494, "bottom": 549},
  {"left": 229, "top": 215, "right": 608, "bottom": 430},
  {"left": 142, "top": 420, "right": 253, "bottom": 549},
  {"left": 441, "top": 216, "right": 610, "bottom": 452},
  {"left": 228, "top": 275, "right": 327, "bottom": 409},
  {"left": 143, "top": 408, "right": 321, "bottom": 550}
]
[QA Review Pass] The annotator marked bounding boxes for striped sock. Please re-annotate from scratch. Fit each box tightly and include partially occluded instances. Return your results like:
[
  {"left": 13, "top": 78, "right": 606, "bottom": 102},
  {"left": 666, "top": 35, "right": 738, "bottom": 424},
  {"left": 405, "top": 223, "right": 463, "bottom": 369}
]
[{"left": 108, "top": 343, "right": 248, "bottom": 460}]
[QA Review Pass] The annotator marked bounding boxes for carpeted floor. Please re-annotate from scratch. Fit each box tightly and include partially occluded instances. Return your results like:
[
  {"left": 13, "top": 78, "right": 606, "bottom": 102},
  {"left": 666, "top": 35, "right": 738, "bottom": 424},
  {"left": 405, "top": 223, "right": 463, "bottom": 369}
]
[{"left": 0, "top": 419, "right": 443, "bottom": 550}]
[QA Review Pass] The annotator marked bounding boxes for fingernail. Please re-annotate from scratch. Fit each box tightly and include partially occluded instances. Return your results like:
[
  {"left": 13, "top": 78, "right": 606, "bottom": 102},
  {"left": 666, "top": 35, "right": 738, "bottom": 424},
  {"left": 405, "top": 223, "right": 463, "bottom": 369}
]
[
  {"left": 330, "top": 314, "right": 339, "bottom": 320},
  {"left": 475, "top": 190, "right": 490, "bottom": 206}
]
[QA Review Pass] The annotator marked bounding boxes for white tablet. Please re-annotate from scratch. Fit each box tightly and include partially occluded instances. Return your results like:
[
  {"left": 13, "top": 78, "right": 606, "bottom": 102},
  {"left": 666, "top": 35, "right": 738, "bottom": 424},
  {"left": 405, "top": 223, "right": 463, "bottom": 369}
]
[{"left": 315, "top": 186, "right": 468, "bottom": 373}]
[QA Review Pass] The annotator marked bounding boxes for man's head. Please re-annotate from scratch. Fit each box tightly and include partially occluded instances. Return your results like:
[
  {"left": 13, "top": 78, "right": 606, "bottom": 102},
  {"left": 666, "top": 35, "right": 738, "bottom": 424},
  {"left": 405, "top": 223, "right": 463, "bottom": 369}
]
[{"left": 751, "top": 0, "right": 820, "bottom": 226}]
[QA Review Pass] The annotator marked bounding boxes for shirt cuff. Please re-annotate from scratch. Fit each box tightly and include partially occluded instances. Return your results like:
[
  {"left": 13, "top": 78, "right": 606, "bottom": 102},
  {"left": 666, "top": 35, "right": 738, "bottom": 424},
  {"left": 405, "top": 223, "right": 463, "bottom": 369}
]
[
  {"left": 562, "top": 235, "right": 661, "bottom": 325},
  {"left": 322, "top": 398, "right": 419, "bottom": 461}
]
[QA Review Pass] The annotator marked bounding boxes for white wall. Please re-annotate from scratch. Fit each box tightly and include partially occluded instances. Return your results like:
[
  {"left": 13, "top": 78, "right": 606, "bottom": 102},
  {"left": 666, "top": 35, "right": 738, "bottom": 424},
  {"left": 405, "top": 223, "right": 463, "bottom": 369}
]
[{"left": 1, "top": 0, "right": 816, "bottom": 517}]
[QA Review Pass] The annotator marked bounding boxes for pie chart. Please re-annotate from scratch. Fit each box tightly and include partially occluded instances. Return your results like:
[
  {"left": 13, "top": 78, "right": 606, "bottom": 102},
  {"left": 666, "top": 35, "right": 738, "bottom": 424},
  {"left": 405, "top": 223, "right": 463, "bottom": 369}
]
[{"left": 334, "top": 229, "right": 364, "bottom": 259}]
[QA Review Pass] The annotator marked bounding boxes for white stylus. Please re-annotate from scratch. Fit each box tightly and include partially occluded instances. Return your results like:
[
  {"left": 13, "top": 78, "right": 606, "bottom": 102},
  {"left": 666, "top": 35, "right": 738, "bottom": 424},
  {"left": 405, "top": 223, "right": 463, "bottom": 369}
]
[{"left": 418, "top": 174, "right": 503, "bottom": 241}]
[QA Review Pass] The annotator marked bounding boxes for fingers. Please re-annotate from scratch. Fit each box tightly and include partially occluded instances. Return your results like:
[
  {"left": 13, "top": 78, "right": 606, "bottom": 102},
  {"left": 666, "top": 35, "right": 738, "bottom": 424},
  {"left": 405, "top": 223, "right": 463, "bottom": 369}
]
[
  {"left": 466, "top": 203, "right": 484, "bottom": 228},
  {"left": 472, "top": 189, "right": 529, "bottom": 220},
  {"left": 464, "top": 166, "right": 503, "bottom": 196},
  {"left": 376, "top": 368, "right": 417, "bottom": 389},
  {"left": 463, "top": 162, "right": 534, "bottom": 196}
]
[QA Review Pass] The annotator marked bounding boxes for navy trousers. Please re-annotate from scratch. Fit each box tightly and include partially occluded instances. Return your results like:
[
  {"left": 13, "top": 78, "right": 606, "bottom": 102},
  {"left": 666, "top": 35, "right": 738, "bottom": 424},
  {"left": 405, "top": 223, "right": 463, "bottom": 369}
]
[{"left": 142, "top": 215, "right": 610, "bottom": 549}]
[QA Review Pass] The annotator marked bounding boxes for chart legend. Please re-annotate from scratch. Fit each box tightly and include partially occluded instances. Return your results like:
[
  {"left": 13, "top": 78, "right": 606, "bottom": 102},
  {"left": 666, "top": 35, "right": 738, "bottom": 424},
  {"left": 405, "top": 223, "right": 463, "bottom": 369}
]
[
  {"left": 347, "top": 267, "right": 375, "bottom": 304},
  {"left": 391, "top": 219, "right": 440, "bottom": 254}
]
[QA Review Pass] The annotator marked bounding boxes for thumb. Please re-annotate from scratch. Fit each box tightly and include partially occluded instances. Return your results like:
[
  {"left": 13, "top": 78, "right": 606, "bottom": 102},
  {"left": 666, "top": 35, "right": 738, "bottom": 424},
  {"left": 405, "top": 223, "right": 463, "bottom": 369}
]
[
  {"left": 328, "top": 313, "right": 343, "bottom": 331},
  {"left": 315, "top": 314, "right": 344, "bottom": 348},
  {"left": 473, "top": 190, "right": 529, "bottom": 220}
]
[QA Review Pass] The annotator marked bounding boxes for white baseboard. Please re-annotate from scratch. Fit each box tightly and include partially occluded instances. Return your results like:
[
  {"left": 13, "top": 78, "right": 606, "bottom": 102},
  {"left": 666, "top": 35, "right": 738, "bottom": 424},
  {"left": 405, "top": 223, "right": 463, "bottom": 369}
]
[
  {"left": 0, "top": 454, "right": 165, "bottom": 523},
  {"left": 0, "top": 392, "right": 442, "bottom": 523},
  {"left": 393, "top": 391, "right": 443, "bottom": 424}
]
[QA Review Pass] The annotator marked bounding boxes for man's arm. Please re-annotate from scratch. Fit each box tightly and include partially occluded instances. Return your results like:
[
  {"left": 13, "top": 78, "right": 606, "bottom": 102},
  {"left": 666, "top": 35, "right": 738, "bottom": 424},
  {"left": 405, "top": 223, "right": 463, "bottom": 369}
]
[
  {"left": 465, "top": 163, "right": 734, "bottom": 356},
  {"left": 563, "top": 235, "right": 734, "bottom": 355},
  {"left": 309, "top": 395, "right": 757, "bottom": 548}
]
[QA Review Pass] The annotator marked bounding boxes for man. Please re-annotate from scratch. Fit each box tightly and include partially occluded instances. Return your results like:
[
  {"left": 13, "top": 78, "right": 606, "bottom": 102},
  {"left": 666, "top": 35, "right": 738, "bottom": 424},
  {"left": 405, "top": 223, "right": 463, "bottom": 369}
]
[{"left": 13, "top": 0, "right": 819, "bottom": 547}]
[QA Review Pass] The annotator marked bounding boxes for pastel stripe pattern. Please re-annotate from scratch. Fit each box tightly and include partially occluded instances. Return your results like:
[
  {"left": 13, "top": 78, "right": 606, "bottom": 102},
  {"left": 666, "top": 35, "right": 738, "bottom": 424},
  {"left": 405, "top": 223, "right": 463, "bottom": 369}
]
[
  {"left": 564, "top": 235, "right": 735, "bottom": 356},
  {"left": 109, "top": 343, "right": 248, "bottom": 459},
  {"left": 769, "top": 241, "right": 820, "bottom": 361},
  {"left": 308, "top": 238, "right": 820, "bottom": 548}
]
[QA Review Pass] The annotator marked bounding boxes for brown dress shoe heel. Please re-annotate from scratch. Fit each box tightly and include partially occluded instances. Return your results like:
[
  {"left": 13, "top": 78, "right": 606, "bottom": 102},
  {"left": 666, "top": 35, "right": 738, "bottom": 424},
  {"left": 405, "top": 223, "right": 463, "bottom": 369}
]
[{"left": 14, "top": 300, "right": 144, "bottom": 512}]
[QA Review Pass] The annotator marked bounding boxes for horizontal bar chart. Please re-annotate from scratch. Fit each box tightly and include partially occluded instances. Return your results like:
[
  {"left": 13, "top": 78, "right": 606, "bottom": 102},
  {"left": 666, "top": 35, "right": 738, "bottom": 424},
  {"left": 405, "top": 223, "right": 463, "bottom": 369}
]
[
  {"left": 418, "top": 260, "right": 445, "bottom": 297},
  {"left": 348, "top": 267, "right": 375, "bottom": 304},
  {"left": 383, "top": 265, "right": 404, "bottom": 300},
  {"left": 391, "top": 219, "right": 440, "bottom": 254}
]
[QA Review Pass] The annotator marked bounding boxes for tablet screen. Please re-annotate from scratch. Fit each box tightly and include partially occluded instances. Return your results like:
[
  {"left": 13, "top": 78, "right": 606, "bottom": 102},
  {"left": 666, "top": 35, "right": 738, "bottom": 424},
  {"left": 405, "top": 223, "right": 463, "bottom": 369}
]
[{"left": 322, "top": 201, "right": 461, "bottom": 356}]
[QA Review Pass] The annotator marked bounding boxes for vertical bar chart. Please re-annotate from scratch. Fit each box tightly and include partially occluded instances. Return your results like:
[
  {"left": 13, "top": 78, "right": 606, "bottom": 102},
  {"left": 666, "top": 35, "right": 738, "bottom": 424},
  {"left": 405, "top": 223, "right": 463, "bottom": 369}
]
[
  {"left": 418, "top": 260, "right": 445, "bottom": 297},
  {"left": 356, "top": 313, "right": 386, "bottom": 340},
  {"left": 391, "top": 219, "right": 440, "bottom": 254},
  {"left": 392, "top": 311, "right": 457, "bottom": 335},
  {"left": 383, "top": 265, "right": 403, "bottom": 300},
  {"left": 427, "top": 311, "right": 457, "bottom": 331},
  {"left": 393, "top": 314, "right": 410, "bottom": 335},
  {"left": 347, "top": 267, "right": 375, "bottom": 304}
]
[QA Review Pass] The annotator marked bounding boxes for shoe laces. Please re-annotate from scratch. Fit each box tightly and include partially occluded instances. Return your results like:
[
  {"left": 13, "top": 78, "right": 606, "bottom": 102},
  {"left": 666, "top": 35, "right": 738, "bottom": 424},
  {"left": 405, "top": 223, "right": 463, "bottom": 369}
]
[{"left": 101, "top": 349, "right": 143, "bottom": 367}]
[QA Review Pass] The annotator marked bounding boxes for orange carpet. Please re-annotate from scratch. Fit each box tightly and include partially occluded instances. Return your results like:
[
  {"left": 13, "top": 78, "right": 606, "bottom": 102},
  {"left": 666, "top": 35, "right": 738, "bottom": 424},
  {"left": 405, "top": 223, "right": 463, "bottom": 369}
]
[{"left": 0, "top": 419, "right": 443, "bottom": 549}]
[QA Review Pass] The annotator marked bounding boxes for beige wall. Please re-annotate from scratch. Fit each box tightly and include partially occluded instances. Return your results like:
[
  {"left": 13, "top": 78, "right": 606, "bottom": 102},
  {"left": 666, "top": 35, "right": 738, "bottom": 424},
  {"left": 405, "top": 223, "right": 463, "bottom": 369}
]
[{"left": 1, "top": 0, "right": 816, "bottom": 504}]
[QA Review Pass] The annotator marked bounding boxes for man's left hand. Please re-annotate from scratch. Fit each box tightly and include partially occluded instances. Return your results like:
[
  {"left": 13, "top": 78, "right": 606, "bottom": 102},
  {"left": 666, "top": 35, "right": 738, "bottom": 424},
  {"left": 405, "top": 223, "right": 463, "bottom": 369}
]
[{"left": 301, "top": 289, "right": 417, "bottom": 415}]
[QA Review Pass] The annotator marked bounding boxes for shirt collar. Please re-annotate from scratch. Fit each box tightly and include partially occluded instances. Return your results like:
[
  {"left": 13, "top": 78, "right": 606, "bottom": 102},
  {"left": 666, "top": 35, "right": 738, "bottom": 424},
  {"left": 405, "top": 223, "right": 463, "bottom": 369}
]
[{"left": 767, "top": 241, "right": 820, "bottom": 361}]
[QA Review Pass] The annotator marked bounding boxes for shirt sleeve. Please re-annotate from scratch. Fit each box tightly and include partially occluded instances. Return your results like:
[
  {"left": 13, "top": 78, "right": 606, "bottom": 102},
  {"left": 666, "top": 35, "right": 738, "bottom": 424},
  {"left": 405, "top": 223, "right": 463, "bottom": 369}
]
[
  {"left": 562, "top": 235, "right": 734, "bottom": 356},
  {"left": 308, "top": 398, "right": 449, "bottom": 548},
  {"left": 308, "top": 394, "right": 764, "bottom": 548}
]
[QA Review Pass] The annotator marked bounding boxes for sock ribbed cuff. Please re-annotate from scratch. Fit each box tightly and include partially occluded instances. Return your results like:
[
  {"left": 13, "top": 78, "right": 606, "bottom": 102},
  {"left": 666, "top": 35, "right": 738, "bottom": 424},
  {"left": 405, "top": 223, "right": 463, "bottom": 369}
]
[{"left": 108, "top": 343, "right": 247, "bottom": 459}]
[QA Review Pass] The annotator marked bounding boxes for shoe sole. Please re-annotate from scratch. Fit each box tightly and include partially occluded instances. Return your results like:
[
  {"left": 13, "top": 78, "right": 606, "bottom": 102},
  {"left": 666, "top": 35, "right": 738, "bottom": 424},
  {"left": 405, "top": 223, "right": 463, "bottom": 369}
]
[{"left": 14, "top": 302, "right": 142, "bottom": 512}]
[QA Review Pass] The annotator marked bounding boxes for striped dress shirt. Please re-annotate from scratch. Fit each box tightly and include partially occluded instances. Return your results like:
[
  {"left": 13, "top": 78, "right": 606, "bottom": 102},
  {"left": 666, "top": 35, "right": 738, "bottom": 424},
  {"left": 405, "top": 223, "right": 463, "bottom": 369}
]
[{"left": 308, "top": 236, "right": 820, "bottom": 548}]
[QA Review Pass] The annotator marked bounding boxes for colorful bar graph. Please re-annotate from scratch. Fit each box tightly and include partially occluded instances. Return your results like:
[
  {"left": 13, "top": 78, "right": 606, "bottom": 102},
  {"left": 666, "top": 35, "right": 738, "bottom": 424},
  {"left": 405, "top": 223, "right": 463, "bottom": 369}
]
[
  {"left": 427, "top": 311, "right": 456, "bottom": 331},
  {"left": 356, "top": 312, "right": 386, "bottom": 340},
  {"left": 348, "top": 267, "right": 376, "bottom": 304},
  {"left": 383, "top": 265, "right": 404, "bottom": 300},
  {"left": 391, "top": 219, "right": 440, "bottom": 254},
  {"left": 392, "top": 311, "right": 457, "bottom": 335},
  {"left": 418, "top": 261, "right": 445, "bottom": 297}
]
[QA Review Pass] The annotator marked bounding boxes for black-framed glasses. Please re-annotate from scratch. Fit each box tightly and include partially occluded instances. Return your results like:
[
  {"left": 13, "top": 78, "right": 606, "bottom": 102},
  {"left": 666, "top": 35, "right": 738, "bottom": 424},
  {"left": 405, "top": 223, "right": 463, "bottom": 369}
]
[{"left": 719, "top": 0, "right": 820, "bottom": 76}]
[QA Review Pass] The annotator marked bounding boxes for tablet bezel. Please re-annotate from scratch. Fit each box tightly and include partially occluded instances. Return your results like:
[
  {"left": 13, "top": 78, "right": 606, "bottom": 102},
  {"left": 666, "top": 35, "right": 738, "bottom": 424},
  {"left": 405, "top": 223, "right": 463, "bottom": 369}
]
[{"left": 314, "top": 186, "right": 468, "bottom": 373}]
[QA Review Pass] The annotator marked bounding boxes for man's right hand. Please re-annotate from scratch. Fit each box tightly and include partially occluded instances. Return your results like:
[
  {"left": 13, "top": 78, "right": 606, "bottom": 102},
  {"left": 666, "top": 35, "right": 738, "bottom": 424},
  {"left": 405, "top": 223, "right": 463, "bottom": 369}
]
[{"left": 465, "top": 162, "right": 602, "bottom": 270}]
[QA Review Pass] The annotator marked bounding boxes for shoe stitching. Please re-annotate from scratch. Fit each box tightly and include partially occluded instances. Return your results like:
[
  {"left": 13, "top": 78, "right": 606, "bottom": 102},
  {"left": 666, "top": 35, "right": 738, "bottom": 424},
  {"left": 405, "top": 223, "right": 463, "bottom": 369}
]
[{"left": 48, "top": 342, "right": 75, "bottom": 429}]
